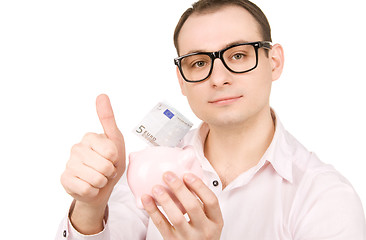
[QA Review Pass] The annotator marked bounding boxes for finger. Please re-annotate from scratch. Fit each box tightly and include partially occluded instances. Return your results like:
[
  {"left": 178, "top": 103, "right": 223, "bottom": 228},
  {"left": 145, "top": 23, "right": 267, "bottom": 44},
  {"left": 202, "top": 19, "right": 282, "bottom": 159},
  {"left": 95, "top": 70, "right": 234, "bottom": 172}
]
[
  {"left": 141, "top": 194, "right": 174, "bottom": 239},
  {"left": 72, "top": 142, "right": 116, "bottom": 178},
  {"left": 82, "top": 153, "right": 117, "bottom": 179},
  {"left": 95, "top": 94, "right": 126, "bottom": 176},
  {"left": 61, "top": 171, "right": 99, "bottom": 200},
  {"left": 163, "top": 172, "right": 206, "bottom": 226},
  {"left": 151, "top": 185, "right": 190, "bottom": 232},
  {"left": 74, "top": 161, "right": 109, "bottom": 189},
  {"left": 95, "top": 94, "right": 123, "bottom": 144},
  {"left": 183, "top": 173, "right": 223, "bottom": 223},
  {"left": 82, "top": 133, "right": 119, "bottom": 165}
]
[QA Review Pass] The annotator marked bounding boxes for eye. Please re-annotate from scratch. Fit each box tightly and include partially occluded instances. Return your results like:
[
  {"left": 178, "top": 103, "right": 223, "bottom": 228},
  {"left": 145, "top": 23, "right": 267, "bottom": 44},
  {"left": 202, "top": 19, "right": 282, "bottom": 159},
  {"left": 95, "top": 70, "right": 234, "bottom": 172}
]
[
  {"left": 193, "top": 61, "right": 207, "bottom": 68},
  {"left": 182, "top": 54, "right": 211, "bottom": 70},
  {"left": 232, "top": 53, "right": 245, "bottom": 60}
]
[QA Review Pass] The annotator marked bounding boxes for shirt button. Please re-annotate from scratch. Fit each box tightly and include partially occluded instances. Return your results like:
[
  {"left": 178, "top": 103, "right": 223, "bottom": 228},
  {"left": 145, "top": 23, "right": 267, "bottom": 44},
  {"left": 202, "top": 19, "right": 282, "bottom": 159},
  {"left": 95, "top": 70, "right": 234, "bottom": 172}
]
[
  {"left": 212, "top": 180, "right": 219, "bottom": 187},
  {"left": 63, "top": 230, "right": 67, "bottom": 238}
]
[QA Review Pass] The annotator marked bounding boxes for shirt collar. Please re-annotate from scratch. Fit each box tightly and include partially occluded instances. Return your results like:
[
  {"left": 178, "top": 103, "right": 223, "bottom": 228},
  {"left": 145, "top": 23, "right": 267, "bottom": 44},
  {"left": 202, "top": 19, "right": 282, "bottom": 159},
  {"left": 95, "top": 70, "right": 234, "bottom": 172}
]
[
  {"left": 262, "top": 110, "right": 293, "bottom": 183},
  {"left": 187, "top": 109, "right": 293, "bottom": 183}
]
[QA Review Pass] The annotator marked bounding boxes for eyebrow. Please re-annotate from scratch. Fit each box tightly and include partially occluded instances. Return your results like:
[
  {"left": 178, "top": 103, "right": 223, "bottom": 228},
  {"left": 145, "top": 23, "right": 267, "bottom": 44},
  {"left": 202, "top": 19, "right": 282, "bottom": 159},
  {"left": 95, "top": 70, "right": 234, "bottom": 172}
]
[{"left": 184, "top": 40, "right": 251, "bottom": 55}]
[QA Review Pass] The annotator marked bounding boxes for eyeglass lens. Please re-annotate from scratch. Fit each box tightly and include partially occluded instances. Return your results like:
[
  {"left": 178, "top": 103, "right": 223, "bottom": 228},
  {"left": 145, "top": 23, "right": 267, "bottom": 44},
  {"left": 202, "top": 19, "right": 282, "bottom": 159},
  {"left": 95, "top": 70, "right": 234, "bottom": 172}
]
[{"left": 180, "top": 44, "right": 257, "bottom": 82}]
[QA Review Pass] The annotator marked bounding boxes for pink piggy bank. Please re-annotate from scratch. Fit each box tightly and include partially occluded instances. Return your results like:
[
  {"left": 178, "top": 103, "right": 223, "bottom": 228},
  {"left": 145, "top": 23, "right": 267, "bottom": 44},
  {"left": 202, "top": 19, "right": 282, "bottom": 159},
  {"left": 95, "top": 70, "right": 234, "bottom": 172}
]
[{"left": 127, "top": 145, "right": 203, "bottom": 211}]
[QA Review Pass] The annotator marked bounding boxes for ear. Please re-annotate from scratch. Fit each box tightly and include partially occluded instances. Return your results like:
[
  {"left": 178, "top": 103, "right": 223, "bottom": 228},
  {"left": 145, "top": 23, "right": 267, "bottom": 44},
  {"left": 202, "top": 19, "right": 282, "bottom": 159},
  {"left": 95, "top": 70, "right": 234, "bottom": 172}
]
[
  {"left": 269, "top": 44, "right": 285, "bottom": 82},
  {"left": 176, "top": 66, "right": 187, "bottom": 96}
]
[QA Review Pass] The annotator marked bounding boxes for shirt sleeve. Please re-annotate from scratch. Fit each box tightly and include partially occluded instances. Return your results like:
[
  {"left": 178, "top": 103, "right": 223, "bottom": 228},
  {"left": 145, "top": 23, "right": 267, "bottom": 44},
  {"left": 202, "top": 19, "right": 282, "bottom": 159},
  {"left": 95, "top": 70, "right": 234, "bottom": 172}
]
[
  {"left": 292, "top": 170, "right": 366, "bottom": 240},
  {"left": 55, "top": 174, "right": 150, "bottom": 240}
]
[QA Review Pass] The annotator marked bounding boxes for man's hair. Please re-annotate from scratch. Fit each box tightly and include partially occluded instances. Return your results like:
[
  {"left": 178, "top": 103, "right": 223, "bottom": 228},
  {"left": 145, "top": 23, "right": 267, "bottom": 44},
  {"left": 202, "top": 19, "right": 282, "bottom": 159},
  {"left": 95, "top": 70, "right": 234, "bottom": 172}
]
[{"left": 173, "top": 0, "right": 272, "bottom": 55}]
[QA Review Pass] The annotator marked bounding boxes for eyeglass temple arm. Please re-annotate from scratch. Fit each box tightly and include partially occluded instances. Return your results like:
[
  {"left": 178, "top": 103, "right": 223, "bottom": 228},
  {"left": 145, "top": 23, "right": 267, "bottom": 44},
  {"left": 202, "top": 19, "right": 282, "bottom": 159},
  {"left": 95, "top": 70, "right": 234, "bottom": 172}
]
[{"left": 260, "top": 41, "right": 272, "bottom": 49}]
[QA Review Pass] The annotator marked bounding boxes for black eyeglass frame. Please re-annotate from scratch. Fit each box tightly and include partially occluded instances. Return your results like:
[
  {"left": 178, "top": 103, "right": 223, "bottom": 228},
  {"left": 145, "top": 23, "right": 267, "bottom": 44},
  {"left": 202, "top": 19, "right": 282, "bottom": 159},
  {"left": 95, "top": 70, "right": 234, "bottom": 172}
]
[{"left": 174, "top": 41, "right": 272, "bottom": 83}]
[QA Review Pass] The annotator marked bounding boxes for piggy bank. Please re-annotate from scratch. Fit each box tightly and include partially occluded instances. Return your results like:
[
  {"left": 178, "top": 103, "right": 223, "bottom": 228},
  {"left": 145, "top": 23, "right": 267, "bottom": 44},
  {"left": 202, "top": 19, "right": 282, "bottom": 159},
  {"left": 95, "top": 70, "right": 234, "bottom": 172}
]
[{"left": 127, "top": 145, "right": 203, "bottom": 211}]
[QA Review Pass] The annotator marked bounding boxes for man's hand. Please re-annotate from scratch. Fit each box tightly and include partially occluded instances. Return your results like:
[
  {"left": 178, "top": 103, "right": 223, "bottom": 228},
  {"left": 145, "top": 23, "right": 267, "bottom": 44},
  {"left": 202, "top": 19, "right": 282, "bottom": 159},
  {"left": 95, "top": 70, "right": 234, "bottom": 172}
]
[
  {"left": 141, "top": 172, "right": 224, "bottom": 240},
  {"left": 60, "top": 94, "right": 125, "bottom": 234}
]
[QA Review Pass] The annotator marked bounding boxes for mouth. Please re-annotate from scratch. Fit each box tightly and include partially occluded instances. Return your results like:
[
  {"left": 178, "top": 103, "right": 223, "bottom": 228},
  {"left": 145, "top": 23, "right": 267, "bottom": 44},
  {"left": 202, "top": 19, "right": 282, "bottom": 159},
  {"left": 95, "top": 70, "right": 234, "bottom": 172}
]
[{"left": 208, "top": 95, "right": 243, "bottom": 105}]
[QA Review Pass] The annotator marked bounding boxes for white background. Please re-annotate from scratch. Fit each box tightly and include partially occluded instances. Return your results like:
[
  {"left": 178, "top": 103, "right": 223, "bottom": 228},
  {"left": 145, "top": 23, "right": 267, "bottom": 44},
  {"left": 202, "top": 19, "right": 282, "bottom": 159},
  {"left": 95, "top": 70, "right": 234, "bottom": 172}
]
[{"left": 0, "top": 0, "right": 365, "bottom": 239}]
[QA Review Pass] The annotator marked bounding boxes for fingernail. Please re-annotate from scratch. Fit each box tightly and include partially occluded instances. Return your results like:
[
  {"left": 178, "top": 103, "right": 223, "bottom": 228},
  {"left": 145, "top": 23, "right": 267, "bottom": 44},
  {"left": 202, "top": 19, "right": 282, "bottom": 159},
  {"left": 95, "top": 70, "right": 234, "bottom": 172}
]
[
  {"left": 164, "top": 172, "right": 177, "bottom": 183},
  {"left": 184, "top": 173, "right": 196, "bottom": 183},
  {"left": 153, "top": 186, "right": 164, "bottom": 196},
  {"left": 141, "top": 194, "right": 153, "bottom": 205}
]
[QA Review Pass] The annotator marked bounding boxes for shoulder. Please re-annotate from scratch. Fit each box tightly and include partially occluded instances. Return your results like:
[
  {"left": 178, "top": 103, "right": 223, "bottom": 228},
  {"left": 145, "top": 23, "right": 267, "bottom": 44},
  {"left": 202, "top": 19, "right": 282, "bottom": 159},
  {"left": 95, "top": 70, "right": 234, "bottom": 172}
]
[
  {"left": 284, "top": 135, "right": 366, "bottom": 238},
  {"left": 280, "top": 127, "right": 343, "bottom": 185},
  {"left": 284, "top": 129, "right": 362, "bottom": 212},
  {"left": 290, "top": 165, "right": 366, "bottom": 238}
]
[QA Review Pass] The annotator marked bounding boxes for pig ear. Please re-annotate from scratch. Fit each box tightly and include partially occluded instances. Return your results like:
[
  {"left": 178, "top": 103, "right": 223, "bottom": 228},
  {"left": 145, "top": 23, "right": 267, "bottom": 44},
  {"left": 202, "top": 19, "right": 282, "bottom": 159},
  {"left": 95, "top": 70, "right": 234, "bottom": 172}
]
[
  {"left": 128, "top": 152, "right": 136, "bottom": 162},
  {"left": 182, "top": 145, "right": 194, "bottom": 152},
  {"left": 180, "top": 146, "right": 196, "bottom": 169},
  {"left": 182, "top": 145, "right": 195, "bottom": 159}
]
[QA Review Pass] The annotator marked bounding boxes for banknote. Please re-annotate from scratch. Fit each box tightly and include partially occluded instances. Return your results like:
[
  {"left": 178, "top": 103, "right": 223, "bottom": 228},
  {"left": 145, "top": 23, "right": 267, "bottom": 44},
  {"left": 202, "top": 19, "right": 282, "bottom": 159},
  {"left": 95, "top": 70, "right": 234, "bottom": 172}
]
[{"left": 133, "top": 102, "right": 193, "bottom": 147}]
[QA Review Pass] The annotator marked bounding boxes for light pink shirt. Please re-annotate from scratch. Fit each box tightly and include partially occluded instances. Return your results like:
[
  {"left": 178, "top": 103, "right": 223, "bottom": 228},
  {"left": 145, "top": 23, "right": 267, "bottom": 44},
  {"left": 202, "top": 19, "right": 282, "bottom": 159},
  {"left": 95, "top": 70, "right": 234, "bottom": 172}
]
[{"left": 56, "top": 113, "right": 366, "bottom": 239}]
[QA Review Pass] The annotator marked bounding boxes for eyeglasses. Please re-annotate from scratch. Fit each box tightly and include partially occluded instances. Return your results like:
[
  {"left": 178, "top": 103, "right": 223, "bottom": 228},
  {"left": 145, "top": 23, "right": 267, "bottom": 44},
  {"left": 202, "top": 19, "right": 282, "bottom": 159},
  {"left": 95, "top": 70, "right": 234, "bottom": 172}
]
[{"left": 174, "top": 41, "right": 272, "bottom": 83}]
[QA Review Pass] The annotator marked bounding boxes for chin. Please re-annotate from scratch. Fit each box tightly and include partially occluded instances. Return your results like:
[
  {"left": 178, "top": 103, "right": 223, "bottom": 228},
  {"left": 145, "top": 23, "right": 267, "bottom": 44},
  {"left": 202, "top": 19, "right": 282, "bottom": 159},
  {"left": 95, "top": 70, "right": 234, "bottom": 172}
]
[
  {"left": 210, "top": 118, "right": 246, "bottom": 128},
  {"left": 199, "top": 104, "right": 266, "bottom": 128},
  {"left": 203, "top": 112, "right": 249, "bottom": 128}
]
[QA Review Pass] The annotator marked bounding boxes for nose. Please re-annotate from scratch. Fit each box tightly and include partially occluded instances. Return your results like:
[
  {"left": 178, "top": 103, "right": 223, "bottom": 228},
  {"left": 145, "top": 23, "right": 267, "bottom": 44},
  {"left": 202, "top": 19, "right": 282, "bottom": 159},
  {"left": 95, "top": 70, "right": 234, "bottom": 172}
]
[{"left": 208, "top": 58, "right": 233, "bottom": 87}]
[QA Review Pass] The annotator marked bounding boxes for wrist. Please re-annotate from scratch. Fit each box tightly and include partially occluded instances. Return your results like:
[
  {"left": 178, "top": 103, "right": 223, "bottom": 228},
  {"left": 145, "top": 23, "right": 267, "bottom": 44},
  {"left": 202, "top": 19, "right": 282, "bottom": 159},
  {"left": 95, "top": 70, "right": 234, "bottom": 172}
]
[{"left": 69, "top": 200, "right": 108, "bottom": 235}]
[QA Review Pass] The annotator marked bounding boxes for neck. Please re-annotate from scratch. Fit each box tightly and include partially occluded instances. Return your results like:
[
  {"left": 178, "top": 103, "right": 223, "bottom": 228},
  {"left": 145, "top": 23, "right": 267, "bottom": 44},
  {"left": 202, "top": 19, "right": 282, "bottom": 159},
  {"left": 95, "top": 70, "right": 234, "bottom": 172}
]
[{"left": 204, "top": 108, "right": 275, "bottom": 188}]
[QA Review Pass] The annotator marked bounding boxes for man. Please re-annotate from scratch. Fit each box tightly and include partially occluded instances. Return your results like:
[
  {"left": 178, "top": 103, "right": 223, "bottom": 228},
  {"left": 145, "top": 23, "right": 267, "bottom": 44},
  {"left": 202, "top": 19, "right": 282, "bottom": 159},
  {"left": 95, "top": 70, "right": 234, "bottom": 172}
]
[{"left": 57, "top": 0, "right": 366, "bottom": 239}]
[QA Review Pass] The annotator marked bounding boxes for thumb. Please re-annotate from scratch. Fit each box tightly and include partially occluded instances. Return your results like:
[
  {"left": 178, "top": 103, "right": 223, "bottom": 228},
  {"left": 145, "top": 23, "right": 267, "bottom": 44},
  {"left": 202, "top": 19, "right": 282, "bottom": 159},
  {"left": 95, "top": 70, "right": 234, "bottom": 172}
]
[{"left": 96, "top": 94, "right": 123, "bottom": 143}]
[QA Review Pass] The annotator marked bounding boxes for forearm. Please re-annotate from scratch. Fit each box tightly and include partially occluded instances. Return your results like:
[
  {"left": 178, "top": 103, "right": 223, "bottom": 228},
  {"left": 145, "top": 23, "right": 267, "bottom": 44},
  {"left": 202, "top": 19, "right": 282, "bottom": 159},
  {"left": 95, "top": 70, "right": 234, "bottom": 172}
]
[
  {"left": 69, "top": 200, "right": 107, "bottom": 235},
  {"left": 56, "top": 175, "right": 149, "bottom": 240}
]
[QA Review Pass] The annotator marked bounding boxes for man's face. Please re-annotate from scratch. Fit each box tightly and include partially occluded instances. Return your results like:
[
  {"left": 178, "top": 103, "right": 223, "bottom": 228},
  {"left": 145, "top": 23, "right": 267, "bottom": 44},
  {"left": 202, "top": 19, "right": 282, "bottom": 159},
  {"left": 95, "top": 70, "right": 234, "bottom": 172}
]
[{"left": 177, "top": 6, "right": 282, "bottom": 128}]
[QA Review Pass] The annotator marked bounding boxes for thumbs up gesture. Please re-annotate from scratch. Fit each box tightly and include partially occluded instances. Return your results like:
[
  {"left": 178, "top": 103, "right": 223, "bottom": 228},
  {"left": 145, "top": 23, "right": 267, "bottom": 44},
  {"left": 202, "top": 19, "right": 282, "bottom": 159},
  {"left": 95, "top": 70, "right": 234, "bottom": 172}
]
[{"left": 60, "top": 94, "right": 125, "bottom": 234}]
